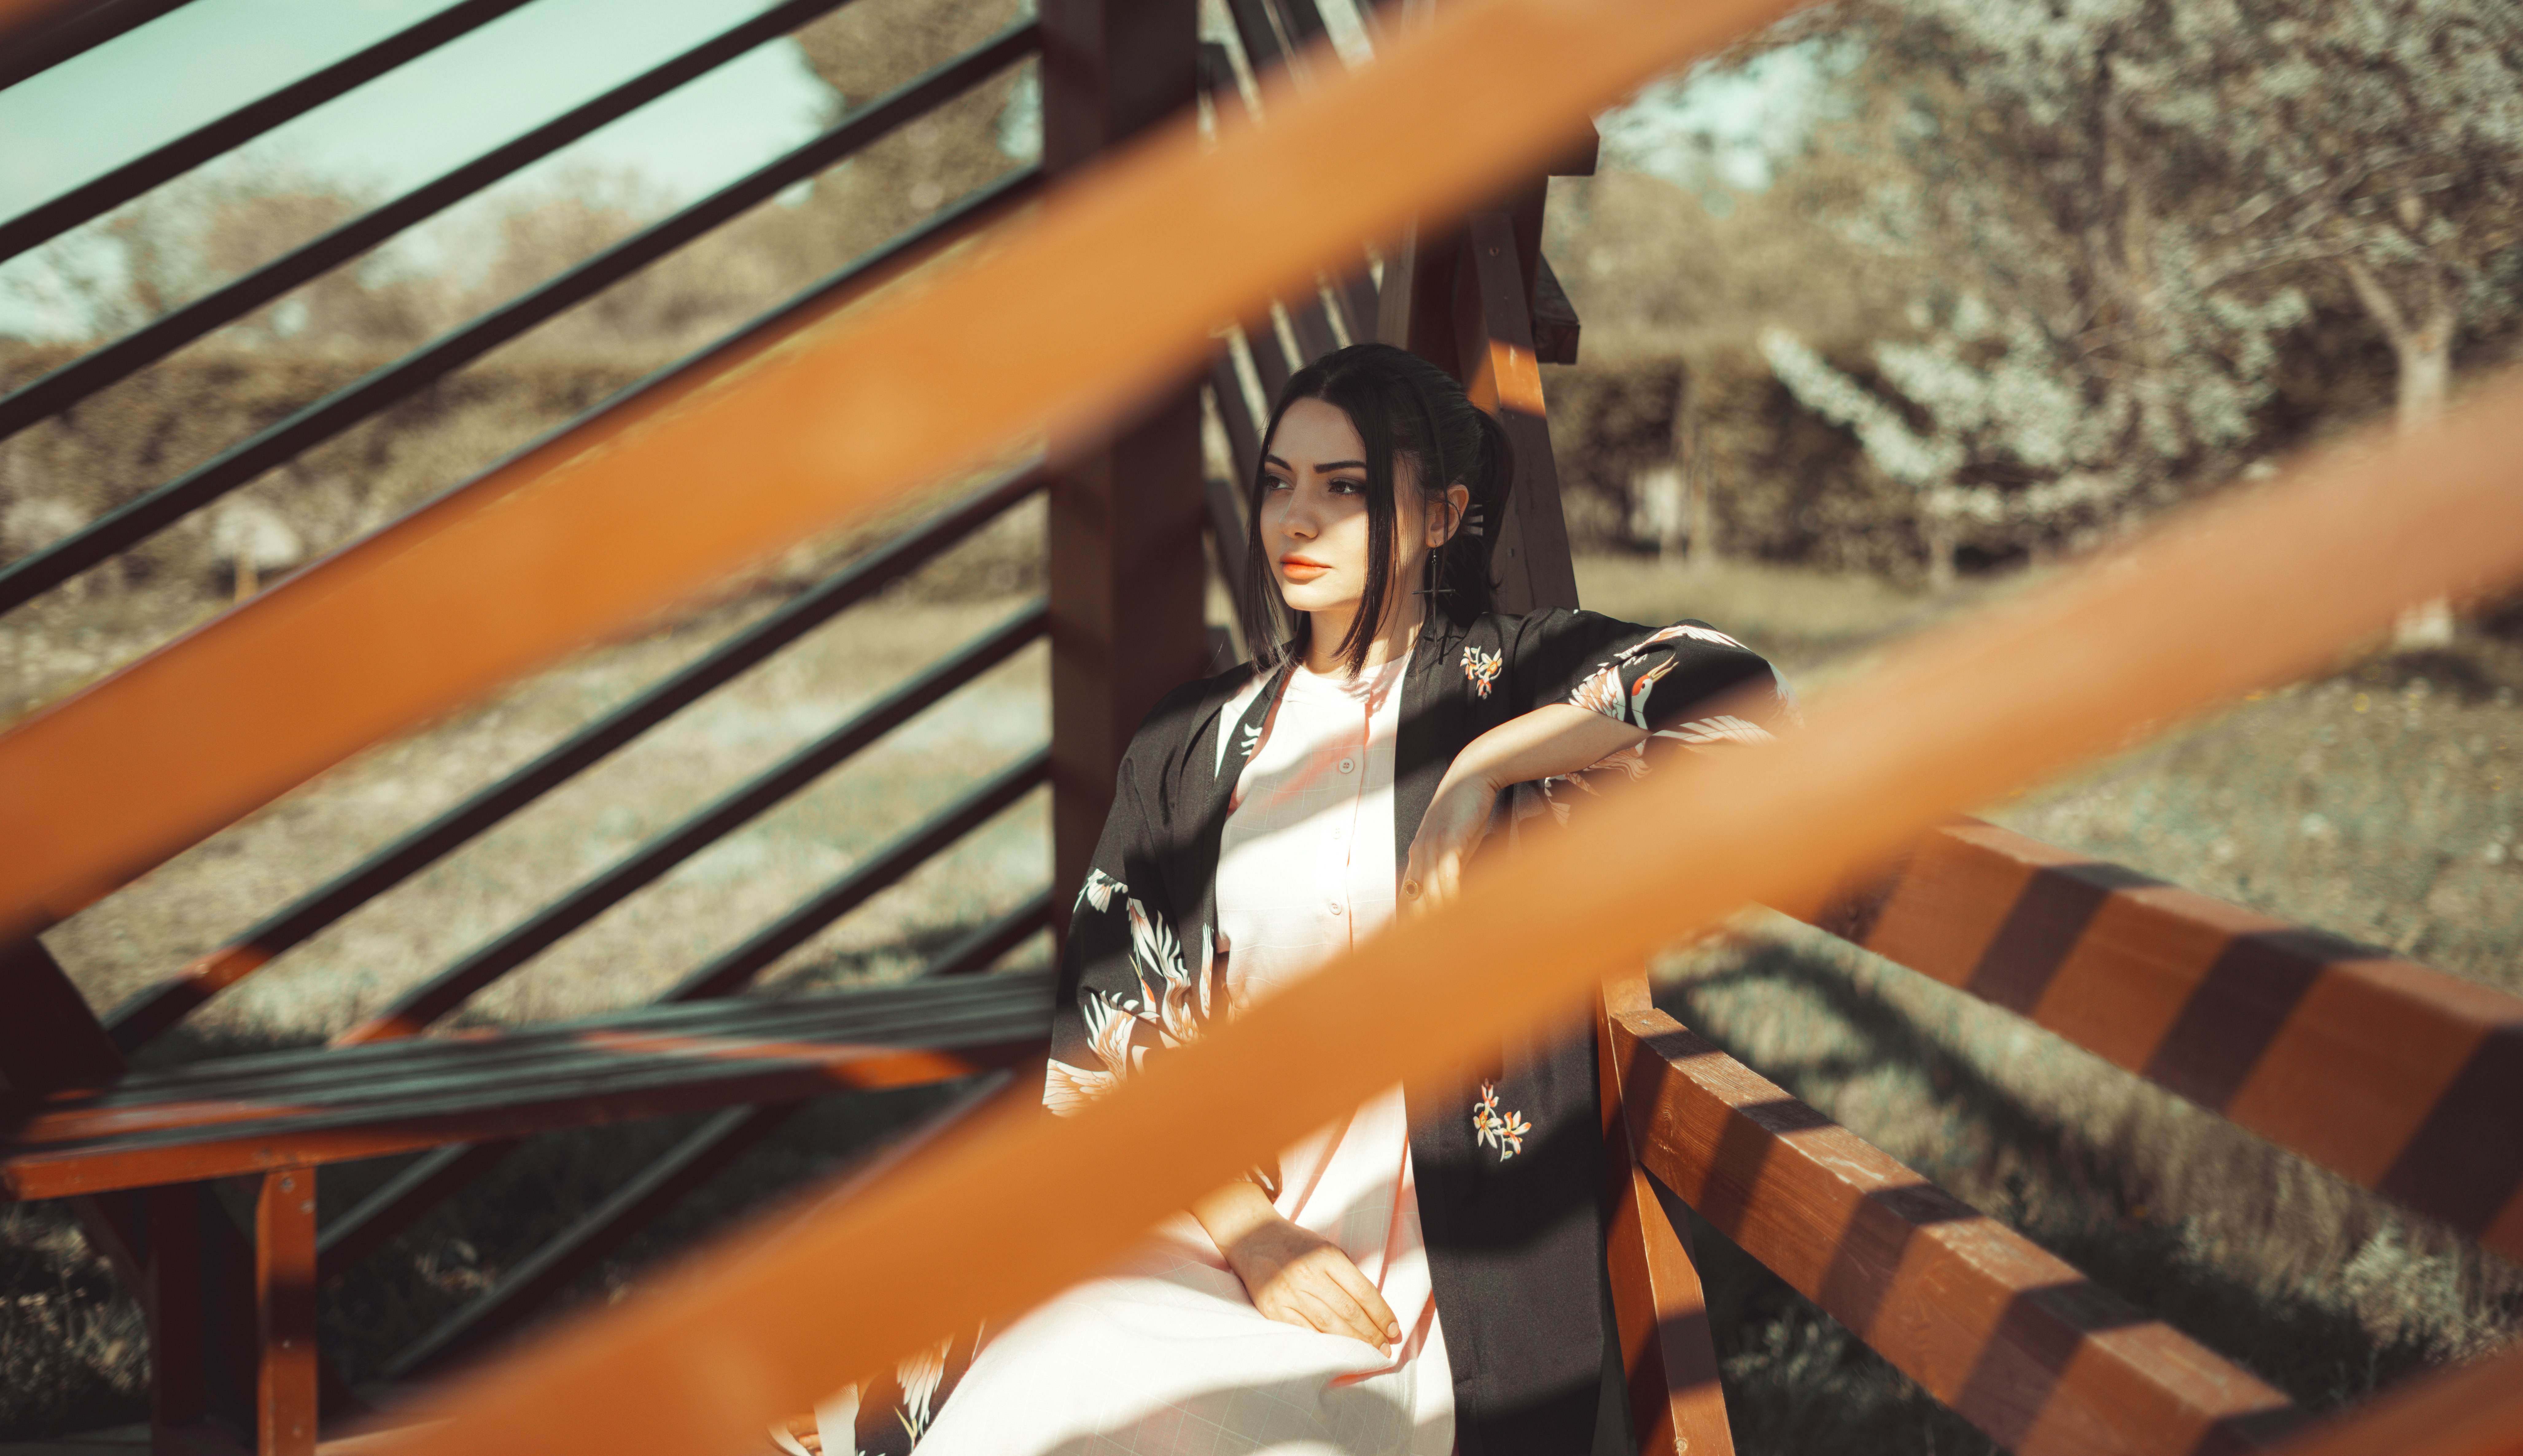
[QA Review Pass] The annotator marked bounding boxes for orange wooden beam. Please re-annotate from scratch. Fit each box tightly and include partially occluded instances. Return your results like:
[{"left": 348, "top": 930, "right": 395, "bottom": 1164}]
[
  {"left": 1611, "top": 1005, "right": 2299, "bottom": 1456},
  {"left": 1780, "top": 819, "right": 2523, "bottom": 1261},
  {"left": 1598, "top": 976, "right": 1733, "bottom": 1456}
]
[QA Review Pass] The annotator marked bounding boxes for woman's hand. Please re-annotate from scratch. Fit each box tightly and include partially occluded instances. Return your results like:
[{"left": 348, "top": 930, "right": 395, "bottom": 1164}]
[
  {"left": 1225, "top": 1217, "right": 1402, "bottom": 1351},
  {"left": 1190, "top": 1179, "right": 1399, "bottom": 1351},
  {"left": 1401, "top": 770, "right": 1499, "bottom": 915},
  {"left": 1402, "top": 705, "right": 1650, "bottom": 913}
]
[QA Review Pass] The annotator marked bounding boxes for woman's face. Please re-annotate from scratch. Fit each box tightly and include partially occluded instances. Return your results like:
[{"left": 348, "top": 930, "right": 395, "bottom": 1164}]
[{"left": 1258, "top": 397, "right": 1428, "bottom": 620}]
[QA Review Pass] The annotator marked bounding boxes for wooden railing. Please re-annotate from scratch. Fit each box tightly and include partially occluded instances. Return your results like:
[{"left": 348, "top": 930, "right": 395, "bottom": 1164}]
[
  {"left": 0, "top": 2, "right": 1081, "bottom": 1445},
  {"left": 1780, "top": 820, "right": 2523, "bottom": 1265},
  {"left": 1, "top": 2, "right": 2520, "bottom": 1456}
]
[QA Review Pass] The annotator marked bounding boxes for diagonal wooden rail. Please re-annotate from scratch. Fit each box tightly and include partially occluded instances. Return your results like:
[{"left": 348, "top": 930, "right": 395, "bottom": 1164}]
[
  {"left": 1607, "top": 1006, "right": 2301, "bottom": 1455},
  {"left": 1782, "top": 820, "right": 2523, "bottom": 1262}
]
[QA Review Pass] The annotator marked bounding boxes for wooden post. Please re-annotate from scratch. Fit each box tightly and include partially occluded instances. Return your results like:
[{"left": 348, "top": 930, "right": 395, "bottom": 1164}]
[
  {"left": 1377, "top": 190, "right": 1580, "bottom": 613},
  {"left": 1598, "top": 975, "right": 1735, "bottom": 1456},
  {"left": 0, "top": 934, "right": 125, "bottom": 1095},
  {"left": 255, "top": 1169, "right": 318, "bottom": 1456},
  {"left": 1457, "top": 210, "right": 1578, "bottom": 612},
  {"left": 1041, "top": 0, "right": 1208, "bottom": 927},
  {"left": 147, "top": 1184, "right": 207, "bottom": 1449}
]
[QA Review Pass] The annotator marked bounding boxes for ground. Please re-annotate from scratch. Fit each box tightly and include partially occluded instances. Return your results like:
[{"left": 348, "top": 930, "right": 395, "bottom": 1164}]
[{"left": 4, "top": 550, "right": 2518, "bottom": 1450}]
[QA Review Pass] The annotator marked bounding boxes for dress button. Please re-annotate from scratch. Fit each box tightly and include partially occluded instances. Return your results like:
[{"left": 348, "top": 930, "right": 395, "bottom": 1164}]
[
  {"left": 1338, "top": 757, "right": 1357, "bottom": 775},
  {"left": 1327, "top": 901, "right": 1345, "bottom": 916}
]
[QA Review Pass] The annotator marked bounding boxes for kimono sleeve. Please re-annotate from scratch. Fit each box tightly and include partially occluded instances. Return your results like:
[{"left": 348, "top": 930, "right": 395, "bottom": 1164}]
[
  {"left": 1519, "top": 608, "right": 1794, "bottom": 746},
  {"left": 1042, "top": 736, "right": 1230, "bottom": 1118}
]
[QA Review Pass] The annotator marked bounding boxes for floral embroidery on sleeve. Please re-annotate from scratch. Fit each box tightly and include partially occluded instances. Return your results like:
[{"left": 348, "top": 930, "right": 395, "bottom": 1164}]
[
  {"left": 1460, "top": 644, "right": 1503, "bottom": 699},
  {"left": 1044, "top": 895, "right": 1229, "bottom": 1117},
  {"left": 1571, "top": 623, "right": 1748, "bottom": 728},
  {"left": 1076, "top": 867, "right": 1126, "bottom": 914},
  {"left": 1568, "top": 659, "right": 1626, "bottom": 719},
  {"left": 894, "top": 1336, "right": 952, "bottom": 1442},
  {"left": 1568, "top": 619, "right": 1789, "bottom": 741},
  {"left": 1653, "top": 713, "right": 1779, "bottom": 751},
  {"left": 1471, "top": 1081, "right": 1531, "bottom": 1161}
]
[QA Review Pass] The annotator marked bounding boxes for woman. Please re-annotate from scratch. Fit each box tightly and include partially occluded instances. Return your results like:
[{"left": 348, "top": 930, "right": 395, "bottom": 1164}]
[{"left": 792, "top": 344, "right": 1790, "bottom": 1456}]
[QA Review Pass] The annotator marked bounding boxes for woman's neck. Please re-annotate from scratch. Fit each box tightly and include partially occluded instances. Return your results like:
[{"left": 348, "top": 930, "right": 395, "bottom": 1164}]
[{"left": 1304, "top": 592, "right": 1425, "bottom": 677}]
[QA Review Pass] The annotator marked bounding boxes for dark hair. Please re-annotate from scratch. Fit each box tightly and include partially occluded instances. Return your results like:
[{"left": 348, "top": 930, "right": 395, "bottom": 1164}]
[{"left": 1242, "top": 342, "right": 1516, "bottom": 676}]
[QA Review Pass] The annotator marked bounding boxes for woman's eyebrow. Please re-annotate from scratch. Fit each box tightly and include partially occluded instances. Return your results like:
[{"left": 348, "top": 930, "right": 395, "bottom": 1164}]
[{"left": 1260, "top": 454, "right": 1369, "bottom": 472}]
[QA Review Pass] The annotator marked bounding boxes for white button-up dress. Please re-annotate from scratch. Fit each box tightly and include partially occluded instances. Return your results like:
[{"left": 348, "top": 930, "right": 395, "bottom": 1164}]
[{"left": 908, "top": 658, "right": 1453, "bottom": 1456}]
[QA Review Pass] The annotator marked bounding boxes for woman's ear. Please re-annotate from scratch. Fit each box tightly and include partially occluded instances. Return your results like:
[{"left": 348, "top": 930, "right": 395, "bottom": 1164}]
[{"left": 1431, "top": 483, "right": 1472, "bottom": 545}]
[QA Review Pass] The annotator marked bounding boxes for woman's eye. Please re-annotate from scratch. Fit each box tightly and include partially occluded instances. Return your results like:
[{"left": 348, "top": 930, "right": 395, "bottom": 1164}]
[
  {"left": 1328, "top": 477, "right": 1366, "bottom": 495},
  {"left": 1262, "top": 474, "right": 1292, "bottom": 492}
]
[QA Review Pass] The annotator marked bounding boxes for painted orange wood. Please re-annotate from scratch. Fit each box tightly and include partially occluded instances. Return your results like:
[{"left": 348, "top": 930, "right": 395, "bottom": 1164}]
[
  {"left": 1598, "top": 976, "right": 1733, "bottom": 1456},
  {"left": 1609, "top": 1005, "right": 2300, "bottom": 1456},
  {"left": 1459, "top": 209, "right": 1578, "bottom": 614},
  {"left": 1791, "top": 818, "right": 2523, "bottom": 1260},
  {"left": 256, "top": 1169, "right": 319, "bottom": 1456}
]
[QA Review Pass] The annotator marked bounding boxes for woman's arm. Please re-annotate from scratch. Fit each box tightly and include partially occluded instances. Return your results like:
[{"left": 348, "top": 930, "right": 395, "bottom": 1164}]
[
  {"left": 1191, "top": 1179, "right": 1401, "bottom": 1351},
  {"left": 1402, "top": 703, "right": 1644, "bottom": 910}
]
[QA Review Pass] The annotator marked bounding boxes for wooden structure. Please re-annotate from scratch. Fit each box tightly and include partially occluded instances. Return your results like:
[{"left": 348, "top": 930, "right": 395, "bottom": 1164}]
[{"left": 0, "top": 2, "right": 2518, "bottom": 1455}]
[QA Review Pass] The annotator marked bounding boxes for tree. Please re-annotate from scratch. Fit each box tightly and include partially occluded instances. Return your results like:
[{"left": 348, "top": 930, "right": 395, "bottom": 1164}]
[
  {"left": 2159, "top": 0, "right": 2523, "bottom": 639},
  {"left": 1759, "top": 0, "right": 2523, "bottom": 604},
  {"left": 0, "top": 162, "right": 425, "bottom": 350}
]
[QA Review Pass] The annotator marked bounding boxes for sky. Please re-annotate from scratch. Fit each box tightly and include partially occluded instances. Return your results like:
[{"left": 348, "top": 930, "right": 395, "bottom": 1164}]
[
  {"left": 0, "top": 0, "right": 837, "bottom": 336},
  {"left": 0, "top": 0, "right": 837, "bottom": 209},
  {"left": 0, "top": 0, "right": 1825, "bottom": 339}
]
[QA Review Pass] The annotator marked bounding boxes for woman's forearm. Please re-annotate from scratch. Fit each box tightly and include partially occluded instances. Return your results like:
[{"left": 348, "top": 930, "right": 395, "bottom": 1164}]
[
  {"left": 1190, "top": 1177, "right": 1284, "bottom": 1256},
  {"left": 1402, "top": 705, "right": 1646, "bottom": 907},
  {"left": 1446, "top": 703, "right": 1644, "bottom": 793}
]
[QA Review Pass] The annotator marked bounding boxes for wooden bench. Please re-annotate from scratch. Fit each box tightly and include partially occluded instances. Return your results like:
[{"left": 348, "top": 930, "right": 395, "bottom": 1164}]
[
  {"left": 1779, "top": 818, "right": 2523, "bottom": 1264},
  {"left": 0, "top": 973, "right": 1052, "bottom": 1456},
  {"left": 1592, "top": 817, "right": 2523, "bottom": 1456}
]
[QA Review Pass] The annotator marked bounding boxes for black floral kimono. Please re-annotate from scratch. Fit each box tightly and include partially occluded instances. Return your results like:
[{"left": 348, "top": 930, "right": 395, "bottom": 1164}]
[{"left": 1028, "top": 606, "right": 1791, "bottom": 1456}]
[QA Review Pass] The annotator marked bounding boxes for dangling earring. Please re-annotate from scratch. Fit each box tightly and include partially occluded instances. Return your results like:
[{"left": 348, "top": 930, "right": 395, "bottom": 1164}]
[
  {"left": 1414, "top": 543, "right": 1450, "bottom": 600},
  {"left": 1416, "top": 502, "right": 1454, "bottom": 602}
]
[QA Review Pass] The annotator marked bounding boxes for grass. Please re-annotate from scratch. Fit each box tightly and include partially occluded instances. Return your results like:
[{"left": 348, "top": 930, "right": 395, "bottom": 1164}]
[
  {"left": 1653, "top": 918, "right": 2517, "bottom": 1453},
  {"left": 7, "top": 550, "right": 2521, "bottom": 1448},
  {"left": 1600, "top": 555, "right": 2523, "bottom": 1452}
]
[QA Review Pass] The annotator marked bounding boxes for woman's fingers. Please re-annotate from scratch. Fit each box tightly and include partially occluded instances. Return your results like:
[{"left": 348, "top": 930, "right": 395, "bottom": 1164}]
[
  {"left": 1301, "top": 1283, "right": 1386, "bottom": 1348},
  {"left": 1426, "top": 847, "right": 1463, "bottom": 910},
  {"left": 1291, "top": 1287, "right": 1370, "bottom": 1345},
  {"left": 1269, "top": 1267, "right": 1378, "bottom": 1347},
  {"left": 1245, "top": 1237, "right": 1399, "bottom": 1350},
  {"left": 1320, "top": 1250, "right": 1402, "bottom": 1342},
  {"left": 1295, "top": 1249, "right": 1398, "bottom": 1348}
]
